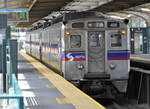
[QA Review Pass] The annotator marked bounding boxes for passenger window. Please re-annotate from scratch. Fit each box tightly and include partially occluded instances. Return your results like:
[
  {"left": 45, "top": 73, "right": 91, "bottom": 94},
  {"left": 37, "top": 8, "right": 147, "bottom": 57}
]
[
  {"left": 111, "top": 34, "right": 122, "bottom": 47},
  {"left": 70, "top": 35, "right": 81, "bottom": 48}
]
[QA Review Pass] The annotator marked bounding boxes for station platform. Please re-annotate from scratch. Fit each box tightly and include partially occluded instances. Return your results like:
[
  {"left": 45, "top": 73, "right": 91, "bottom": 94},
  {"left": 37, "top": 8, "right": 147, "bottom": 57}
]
[
  {"left": 130, "top": 54, "right": 150, "bottom": 70},
  {"left": 130, "top": 54, "right": 150, "bottom": 107},
  {"left": 18, "top": 52, "right": 105, "bottom": 109},
  {"left": 131, "top": 54, "right": 150, "bottom": 61}
]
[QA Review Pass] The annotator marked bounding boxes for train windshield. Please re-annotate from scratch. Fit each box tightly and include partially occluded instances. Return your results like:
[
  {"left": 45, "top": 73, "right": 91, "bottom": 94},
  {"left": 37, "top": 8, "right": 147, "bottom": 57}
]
[
  {"left": 111, "top": 34, "right": 122, "bottom": 47},
  {"left": 70, "top": 35, "right": 81, "bottom": 48}
]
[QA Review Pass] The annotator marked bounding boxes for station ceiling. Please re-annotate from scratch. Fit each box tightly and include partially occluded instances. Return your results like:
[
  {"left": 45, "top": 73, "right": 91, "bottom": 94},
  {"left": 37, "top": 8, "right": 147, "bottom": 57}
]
[
  {"left": 92, "top": 0, "right": 150, "bottom": 13},
  {"left": 4, "top": 0, "right": 150, "bottom": 27},
  {"left": 16, "top": 0, "right": 74, "bottom": 27}
]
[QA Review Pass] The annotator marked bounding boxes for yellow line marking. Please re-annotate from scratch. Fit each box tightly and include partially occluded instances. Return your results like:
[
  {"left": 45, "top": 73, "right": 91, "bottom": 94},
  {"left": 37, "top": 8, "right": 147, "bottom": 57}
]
[
  {"left": 130, "top": 57, "right": 150, "bottom": 62},
  {"left": 33, "top": 70, "right": 40, "bottom": 73},
  {"left": 38, "top": 76, "right": 47, "bottom": 79},
  {"left": 56, "top": 98, "right": 71, "bottom": 104},
  {"left": 45, "top": 84, "right": 55, "bottom": 88},
  {"left": 19, "top": 52, "right": 105, "bottom": 109}
]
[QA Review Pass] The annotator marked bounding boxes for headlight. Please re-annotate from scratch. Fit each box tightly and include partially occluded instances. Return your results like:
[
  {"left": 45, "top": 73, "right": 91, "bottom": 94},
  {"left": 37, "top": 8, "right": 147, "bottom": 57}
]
[
  {"left": 109, "top": 63, "right": 116, "bottom": 69},
  {"left": 77, "top": 64, "right": 84, "bottom": 70}
]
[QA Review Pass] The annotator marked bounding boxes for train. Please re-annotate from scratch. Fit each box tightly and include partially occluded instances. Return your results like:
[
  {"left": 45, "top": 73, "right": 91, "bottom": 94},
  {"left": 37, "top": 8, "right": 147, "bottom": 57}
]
[{"left": 25, "top": 12, "right": 130, "bottom": 98}]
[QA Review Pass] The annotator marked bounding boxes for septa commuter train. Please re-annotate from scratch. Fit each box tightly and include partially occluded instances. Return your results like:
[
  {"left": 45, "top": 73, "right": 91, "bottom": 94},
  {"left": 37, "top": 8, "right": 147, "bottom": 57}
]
[{"left": 25, "top": 12, "right": 130, "bottom": 97}]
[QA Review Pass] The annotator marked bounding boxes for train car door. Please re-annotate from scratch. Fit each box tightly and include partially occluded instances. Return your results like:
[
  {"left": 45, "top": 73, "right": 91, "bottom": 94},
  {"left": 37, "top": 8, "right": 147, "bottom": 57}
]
[{"left": 87, "top": 31, "right": 105, "bottom": 74}]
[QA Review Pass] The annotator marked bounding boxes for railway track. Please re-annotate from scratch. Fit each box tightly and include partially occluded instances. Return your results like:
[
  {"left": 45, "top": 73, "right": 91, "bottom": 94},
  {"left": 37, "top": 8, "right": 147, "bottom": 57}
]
[
  {"left": 96, "top": 95, "right": 149, "bottom": 109},
  {"left": 96, "top": 59, "right": 150, "bottom": 109},
  {"left": 90, "top": 59, "right": 150, "bottom": 109}
]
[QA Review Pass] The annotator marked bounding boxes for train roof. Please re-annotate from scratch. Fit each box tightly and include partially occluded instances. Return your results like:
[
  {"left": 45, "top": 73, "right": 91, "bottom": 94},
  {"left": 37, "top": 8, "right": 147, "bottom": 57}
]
[
  {"left": 30, "top": 12, "right": 105, "bottom": 31},
  {"left": 52, "top": 11, "right": 105, "bottom": 24},
  {"left": 29, "top": 12, "right": 128, "bottom": 31}
]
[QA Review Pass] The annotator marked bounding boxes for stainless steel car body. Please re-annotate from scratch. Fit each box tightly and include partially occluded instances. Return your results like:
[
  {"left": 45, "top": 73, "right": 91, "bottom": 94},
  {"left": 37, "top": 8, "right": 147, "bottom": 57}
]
[{"left": 25, "top": 12, "right": 130, "bottom": 92}]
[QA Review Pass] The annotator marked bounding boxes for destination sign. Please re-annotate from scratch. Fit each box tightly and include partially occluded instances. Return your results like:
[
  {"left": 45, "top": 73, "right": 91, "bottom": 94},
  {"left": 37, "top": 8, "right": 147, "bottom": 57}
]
[{"left": 0, "top": 9, "right": 29, "bottom": 22}]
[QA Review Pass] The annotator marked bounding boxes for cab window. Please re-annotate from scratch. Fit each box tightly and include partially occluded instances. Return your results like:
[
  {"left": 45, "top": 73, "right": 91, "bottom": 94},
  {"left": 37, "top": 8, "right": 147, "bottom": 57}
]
[
  {"left": 70, "top": 35, "right": 81, "bottom": 48},
  {"left": 111, "top": 34, "right": 122, "bottom": 47}
]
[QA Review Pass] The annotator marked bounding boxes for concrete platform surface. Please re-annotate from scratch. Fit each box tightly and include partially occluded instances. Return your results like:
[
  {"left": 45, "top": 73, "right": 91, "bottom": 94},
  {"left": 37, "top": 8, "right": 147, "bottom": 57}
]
[{"left": 18, "top": 52, "right": 105, "bottom": 109}]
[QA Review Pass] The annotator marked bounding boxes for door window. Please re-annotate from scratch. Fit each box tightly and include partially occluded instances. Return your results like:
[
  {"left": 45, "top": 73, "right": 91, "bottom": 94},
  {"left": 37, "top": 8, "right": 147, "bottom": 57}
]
[{"left": 88, "top": 32, "right": 103, "bottom": 47}]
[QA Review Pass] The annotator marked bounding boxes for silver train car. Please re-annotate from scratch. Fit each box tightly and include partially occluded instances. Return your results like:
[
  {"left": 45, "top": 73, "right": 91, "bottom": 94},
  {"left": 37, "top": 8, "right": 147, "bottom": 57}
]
[{"left": 25, "top": 12, "right": 130, "bottom": 97}]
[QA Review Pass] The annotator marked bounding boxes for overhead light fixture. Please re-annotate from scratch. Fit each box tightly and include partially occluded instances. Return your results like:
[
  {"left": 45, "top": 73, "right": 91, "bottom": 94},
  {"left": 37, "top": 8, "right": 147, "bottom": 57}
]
[
  {"left": 109, "top": 15, "right": 124, "bottom": 19},
  {"left": 127, "top": 14, "right": 132, "bottom": 18}
]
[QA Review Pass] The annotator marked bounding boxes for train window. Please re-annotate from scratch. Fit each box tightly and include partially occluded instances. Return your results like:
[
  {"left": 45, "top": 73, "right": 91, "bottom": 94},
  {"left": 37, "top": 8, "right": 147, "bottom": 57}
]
[
  {"left": 72, "top": 22, "right": 84, "bottom": 28},
  {"left": 111, "top": 34, "right": 122, "bottom": 47},
  {"left": 88, "top": 32, "right": 102, "bottom": 47},
  {"left": 88, "top": 22, "right": 104, "bottom": 28},
  {"left": 70, "top": 35, "right": 81, "bottom": 48}
]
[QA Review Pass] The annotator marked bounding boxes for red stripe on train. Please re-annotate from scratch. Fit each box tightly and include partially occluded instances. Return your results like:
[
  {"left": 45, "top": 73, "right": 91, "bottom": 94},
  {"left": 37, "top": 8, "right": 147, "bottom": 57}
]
[
  {"left": 62, "top": 57, "right": 129, "bottom": 61},
  {"left": 61, "top": 58, "right": 86, "bottom": 61},
  {"left": 108, "top": 57, "right": 130, "bottom": 60}
]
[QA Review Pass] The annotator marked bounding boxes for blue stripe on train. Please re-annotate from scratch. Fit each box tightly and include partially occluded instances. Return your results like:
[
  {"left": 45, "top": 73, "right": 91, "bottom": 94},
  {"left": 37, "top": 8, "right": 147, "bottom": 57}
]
[
  {"left": 61, "top": 52, "right": 85, "bottom": 58},
  {"left": 61, "top": 52, "right": 130, "bottom": 61},
  {"left": 108, "top": 52, "right": 130, "bottom": 58}
]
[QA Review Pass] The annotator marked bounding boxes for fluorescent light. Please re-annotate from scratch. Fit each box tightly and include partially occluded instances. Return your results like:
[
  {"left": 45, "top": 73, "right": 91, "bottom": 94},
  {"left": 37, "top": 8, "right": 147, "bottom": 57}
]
[
  {"left": 141, "top": 8, "right": 150, "bottom": 12},
  {"left": 127, "top": 14, "right": 132, "bottom": 17},
  {"left": 109, "top": 15, "right": 124, "bottom": 19}
]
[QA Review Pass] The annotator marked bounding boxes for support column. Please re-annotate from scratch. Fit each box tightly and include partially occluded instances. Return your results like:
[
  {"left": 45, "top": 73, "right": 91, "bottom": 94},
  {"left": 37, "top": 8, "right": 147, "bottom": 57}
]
[
  {"left": 2, "top": 39, "right": 6, "bottom": 93},
  {"left": 145, "top": 27, "right": 150, "bottom": 54}
]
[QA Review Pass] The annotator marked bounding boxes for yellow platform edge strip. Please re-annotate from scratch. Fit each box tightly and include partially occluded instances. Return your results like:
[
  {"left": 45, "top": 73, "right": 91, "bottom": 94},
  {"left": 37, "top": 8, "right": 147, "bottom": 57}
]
[
  {"left": 20, "top": 52, "right": 105, "bottom": 109},
  {"left": 130, "top": 57, "right": 150, "bottom": 62},
  {"left": 45, "top": 84, "right": 55, "bottom": 88},
  {"left": 56, "top": 97, "right": 71, "bottom": 104}
]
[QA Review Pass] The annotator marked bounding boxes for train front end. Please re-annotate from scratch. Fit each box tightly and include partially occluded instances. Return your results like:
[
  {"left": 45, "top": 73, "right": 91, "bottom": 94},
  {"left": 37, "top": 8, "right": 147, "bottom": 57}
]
[{"left": 61, "top": 14, "right": 130, "bottom": 96}]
